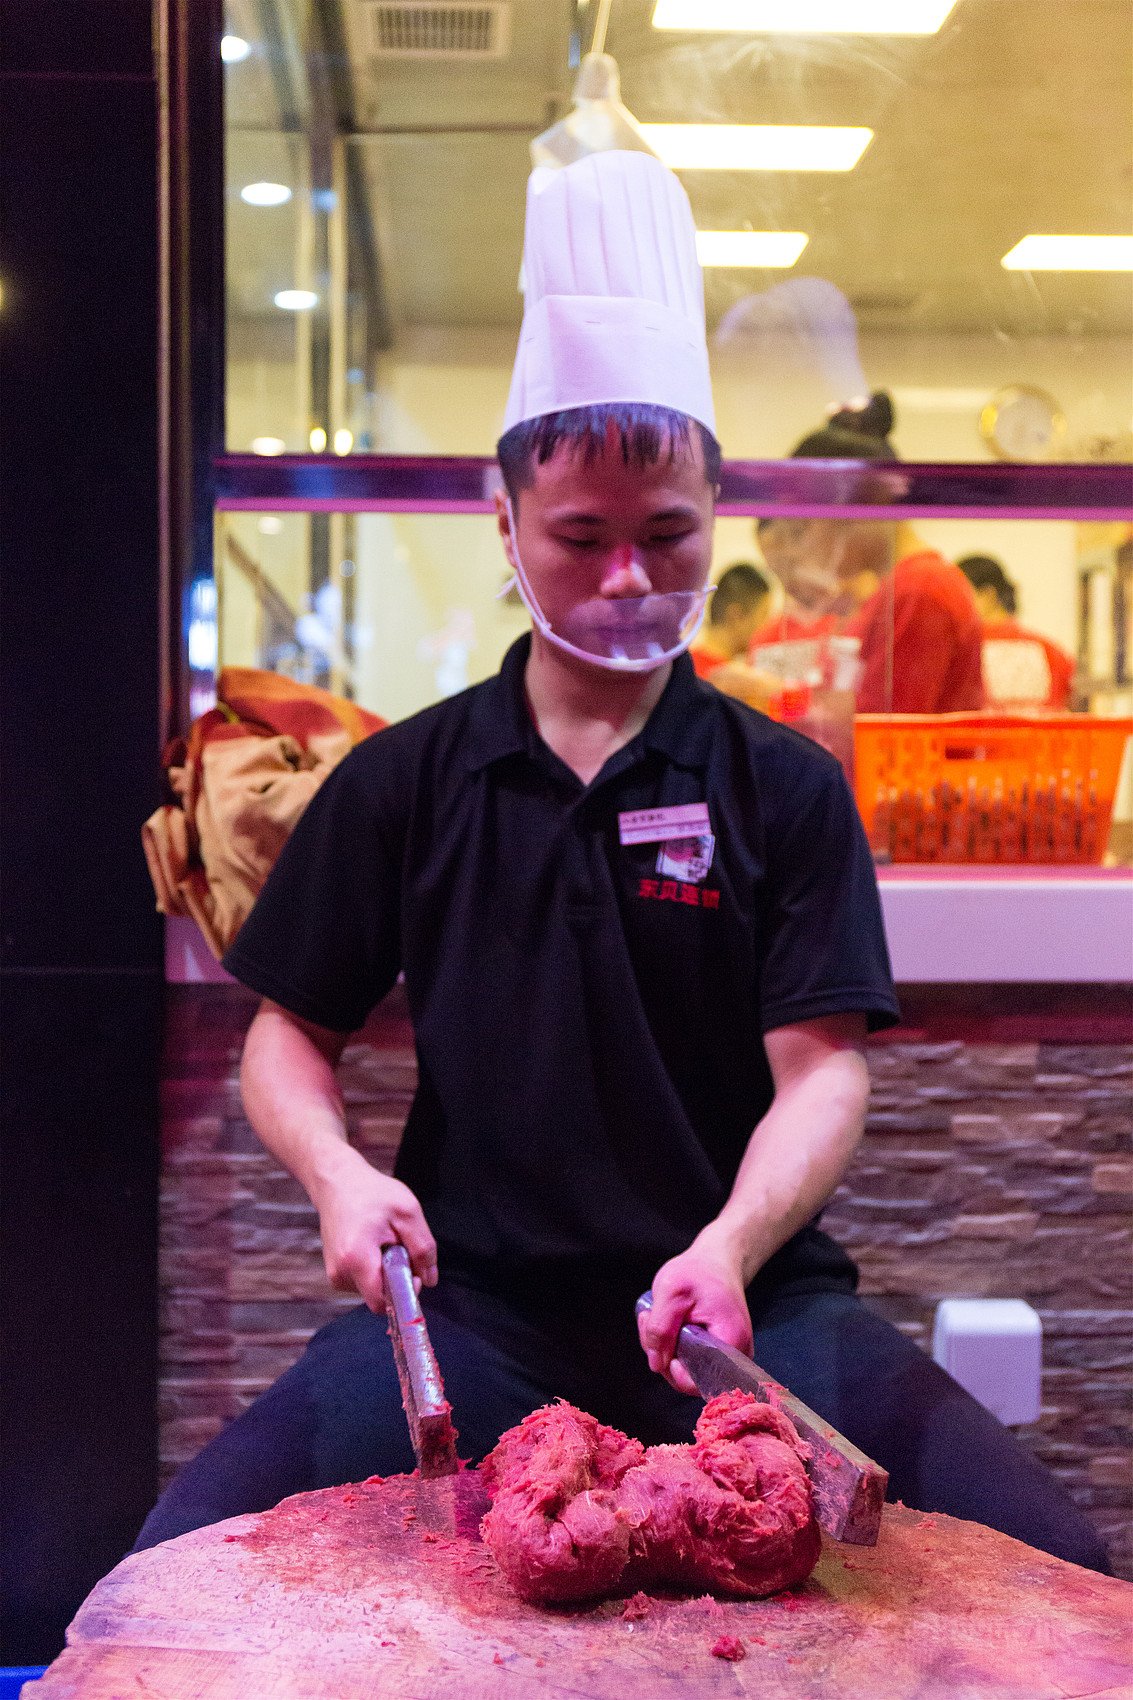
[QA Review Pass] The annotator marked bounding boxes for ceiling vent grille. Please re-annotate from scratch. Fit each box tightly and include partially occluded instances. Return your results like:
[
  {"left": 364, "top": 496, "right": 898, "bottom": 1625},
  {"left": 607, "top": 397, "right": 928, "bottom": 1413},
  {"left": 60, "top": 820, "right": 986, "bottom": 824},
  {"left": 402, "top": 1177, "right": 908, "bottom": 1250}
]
[{"left": 366, "top": 3, "right": 511, "bottom": 59}]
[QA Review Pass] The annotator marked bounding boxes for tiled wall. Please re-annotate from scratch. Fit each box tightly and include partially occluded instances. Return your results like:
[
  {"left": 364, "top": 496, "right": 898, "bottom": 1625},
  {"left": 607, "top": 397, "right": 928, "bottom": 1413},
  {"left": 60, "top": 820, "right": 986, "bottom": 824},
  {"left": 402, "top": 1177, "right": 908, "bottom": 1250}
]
[{"left": 160, "top": 984, "right": 1132, "bottom": 1577}]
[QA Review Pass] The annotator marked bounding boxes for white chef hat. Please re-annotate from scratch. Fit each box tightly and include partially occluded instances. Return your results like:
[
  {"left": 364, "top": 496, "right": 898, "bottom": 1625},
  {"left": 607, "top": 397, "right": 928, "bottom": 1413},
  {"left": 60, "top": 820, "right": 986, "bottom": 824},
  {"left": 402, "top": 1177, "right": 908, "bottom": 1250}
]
[{"left": 503, "top": 150, "right": 716, "bottom": 437}]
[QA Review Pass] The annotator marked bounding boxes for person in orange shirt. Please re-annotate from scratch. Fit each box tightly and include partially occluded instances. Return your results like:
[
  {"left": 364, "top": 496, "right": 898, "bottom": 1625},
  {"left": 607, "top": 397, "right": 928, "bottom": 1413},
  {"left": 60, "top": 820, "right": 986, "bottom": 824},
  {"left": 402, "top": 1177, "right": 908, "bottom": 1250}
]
[
  {"left": 958, "top": 554, "right": 1075, "bottom": 710},
  {"left": 688, "top": 561, "right": 773, "bottom": 678},
  {"left": 764, "top": 394, "right": 985, "bottom": 714},
  {"left": 687, "top": 561, "right": 782, "bottom": 709}
]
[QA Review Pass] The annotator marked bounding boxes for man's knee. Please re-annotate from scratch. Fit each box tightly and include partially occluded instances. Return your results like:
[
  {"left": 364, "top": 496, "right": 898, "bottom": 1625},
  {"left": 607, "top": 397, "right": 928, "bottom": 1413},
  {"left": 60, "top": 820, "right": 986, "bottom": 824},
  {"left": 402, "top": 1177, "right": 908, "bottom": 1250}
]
[{"left": 1035, "top": 1510, "right": 1112, "bottom": 1576}]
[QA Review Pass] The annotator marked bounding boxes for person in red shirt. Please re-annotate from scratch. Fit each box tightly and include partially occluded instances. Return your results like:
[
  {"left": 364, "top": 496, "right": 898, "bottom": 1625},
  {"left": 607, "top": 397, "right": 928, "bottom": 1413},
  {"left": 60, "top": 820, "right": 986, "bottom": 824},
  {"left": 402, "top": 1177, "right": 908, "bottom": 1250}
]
[
  {"left": 772, "top": 395, "right": 985, "bottom": 714},
  {"left": 958, "top": 554, "right": 1075, "bottom": 710},
  {"left": 688, "top": 561, "right": 773, "bottom": 679},
  {"left": 688, "top": 561, "right": 782, "bottom": 710}
]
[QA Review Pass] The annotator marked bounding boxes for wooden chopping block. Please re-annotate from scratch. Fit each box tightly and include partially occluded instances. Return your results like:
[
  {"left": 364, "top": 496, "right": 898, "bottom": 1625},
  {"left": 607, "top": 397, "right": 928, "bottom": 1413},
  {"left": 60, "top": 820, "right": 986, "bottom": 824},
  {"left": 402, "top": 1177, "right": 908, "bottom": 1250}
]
[{"left": 33, "top": 1471, "right": 1132, "bottom": 1699}]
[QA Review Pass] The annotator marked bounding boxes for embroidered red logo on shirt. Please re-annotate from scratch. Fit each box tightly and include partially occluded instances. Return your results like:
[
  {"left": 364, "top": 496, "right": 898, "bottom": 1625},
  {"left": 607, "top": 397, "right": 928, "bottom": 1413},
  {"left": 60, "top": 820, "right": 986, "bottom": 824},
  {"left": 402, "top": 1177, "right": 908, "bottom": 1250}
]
[{"left": 639, "top": 877, "right": 720, "bottom": 909}]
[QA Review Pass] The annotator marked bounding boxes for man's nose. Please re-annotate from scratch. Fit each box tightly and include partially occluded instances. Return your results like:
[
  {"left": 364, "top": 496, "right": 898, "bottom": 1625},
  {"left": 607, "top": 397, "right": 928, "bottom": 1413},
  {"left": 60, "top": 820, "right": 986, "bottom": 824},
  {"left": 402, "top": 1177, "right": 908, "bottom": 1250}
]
[{"left": 599, "top": 545, "right": 652, "bottom": 597}]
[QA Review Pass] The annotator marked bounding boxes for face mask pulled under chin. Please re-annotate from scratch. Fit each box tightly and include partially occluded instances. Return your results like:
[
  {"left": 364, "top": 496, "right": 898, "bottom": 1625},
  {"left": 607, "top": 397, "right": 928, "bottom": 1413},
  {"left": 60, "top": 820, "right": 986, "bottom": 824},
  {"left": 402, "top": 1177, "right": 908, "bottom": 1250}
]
[{"left": 502, "top": 506, "right": 711, "bottom": 674}]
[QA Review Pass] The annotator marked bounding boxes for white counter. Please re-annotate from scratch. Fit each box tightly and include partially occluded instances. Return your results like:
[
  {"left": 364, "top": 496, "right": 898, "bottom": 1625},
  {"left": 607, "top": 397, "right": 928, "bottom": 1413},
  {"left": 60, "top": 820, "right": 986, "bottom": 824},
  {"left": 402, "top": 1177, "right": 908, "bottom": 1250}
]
[{"left": 165, "top": 871, "right": 1133, "bottom": 988}]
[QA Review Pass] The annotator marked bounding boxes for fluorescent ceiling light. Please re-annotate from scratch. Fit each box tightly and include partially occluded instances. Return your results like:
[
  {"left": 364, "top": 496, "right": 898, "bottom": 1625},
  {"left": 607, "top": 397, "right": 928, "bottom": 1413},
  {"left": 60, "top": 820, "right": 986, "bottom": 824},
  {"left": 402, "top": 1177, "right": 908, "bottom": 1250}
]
[
  {"left": 696, "top": 230, "right": 808, "bottom": 267},
  {"left": 241, "top": 181, "right": 292, "bottom": 207},
  {"left": 653, "top": 0, "right": 957, "bottom": 32},
  {"left": 274, "top": 289, "right": 319, "bottom": 310},
  {"left": 640, "top": 124, "right": 872, "bottom": 171},
  {"left": 250, "top": 437, "right": 286, "bottom": 456},
  {"left": 1001, "top": 235, "right": 1133, "bottom": 272},
  {"left": 220, "top": 34, "right": 251, "bottom": 62}
]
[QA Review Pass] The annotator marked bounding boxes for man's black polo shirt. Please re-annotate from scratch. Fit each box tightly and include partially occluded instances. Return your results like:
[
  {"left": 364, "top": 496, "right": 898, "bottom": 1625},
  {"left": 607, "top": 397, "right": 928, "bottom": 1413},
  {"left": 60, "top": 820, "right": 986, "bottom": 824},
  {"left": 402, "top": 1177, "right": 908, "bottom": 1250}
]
[{"left": 224, "top": 636, "right": 899, "bottom": 1276}]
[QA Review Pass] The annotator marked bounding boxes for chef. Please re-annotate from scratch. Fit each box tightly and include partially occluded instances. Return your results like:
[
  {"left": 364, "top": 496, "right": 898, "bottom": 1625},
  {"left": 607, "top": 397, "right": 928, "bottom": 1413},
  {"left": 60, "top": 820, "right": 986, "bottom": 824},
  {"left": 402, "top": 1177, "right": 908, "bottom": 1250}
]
[{"left": 133, "top": 151, "right": 1106, "bottom": 1574}]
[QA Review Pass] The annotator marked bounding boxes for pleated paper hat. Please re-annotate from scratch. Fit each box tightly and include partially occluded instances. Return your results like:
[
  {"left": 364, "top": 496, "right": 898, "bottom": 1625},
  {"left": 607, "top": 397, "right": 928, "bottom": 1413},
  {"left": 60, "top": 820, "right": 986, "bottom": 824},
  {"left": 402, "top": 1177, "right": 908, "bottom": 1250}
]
[{"left": 503, "top": 150, "right": 715, "bottom": 436}]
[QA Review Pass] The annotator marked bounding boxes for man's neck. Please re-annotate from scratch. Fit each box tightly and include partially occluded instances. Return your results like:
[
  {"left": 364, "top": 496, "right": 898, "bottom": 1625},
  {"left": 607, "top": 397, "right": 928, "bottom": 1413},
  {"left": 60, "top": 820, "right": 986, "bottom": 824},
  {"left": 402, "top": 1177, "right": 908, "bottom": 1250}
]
[{"left": 523, "top": 632, "right": 672, "bottom": 786}]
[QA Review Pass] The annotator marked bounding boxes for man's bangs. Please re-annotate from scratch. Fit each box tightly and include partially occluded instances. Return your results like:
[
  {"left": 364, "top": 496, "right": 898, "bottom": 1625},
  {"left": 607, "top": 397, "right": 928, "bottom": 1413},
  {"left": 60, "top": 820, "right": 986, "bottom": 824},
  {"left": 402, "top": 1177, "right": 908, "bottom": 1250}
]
[{"left": 498, "top": 403, "right": 721, "bottom": 501}]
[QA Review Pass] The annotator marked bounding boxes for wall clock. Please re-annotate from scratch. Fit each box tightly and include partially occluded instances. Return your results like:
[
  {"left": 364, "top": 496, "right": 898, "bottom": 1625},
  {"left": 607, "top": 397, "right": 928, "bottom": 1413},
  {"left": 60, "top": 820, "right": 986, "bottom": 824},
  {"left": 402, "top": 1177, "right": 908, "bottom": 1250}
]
[{"left": 979, "top": 384, "right": 1068, "bottom": 462}]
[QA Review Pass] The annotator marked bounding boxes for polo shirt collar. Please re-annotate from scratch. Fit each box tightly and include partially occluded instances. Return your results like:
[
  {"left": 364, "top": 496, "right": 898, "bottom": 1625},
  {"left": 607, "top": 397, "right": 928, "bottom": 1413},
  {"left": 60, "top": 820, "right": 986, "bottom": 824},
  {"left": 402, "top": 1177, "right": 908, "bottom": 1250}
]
[
  {"left": 463, "top": 636, "right": 536, "bottom": 772},
  {"left": 464, "top": 634, "right": 715, "bottom": 776}
]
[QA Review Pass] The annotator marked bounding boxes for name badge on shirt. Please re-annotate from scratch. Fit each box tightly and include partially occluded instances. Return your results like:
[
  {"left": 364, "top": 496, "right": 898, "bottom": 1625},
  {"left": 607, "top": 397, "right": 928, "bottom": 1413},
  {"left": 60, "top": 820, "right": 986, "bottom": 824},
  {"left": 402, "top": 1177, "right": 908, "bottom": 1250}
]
[{"left": 618, "top": 803, "right": 710, "bottom": 846}]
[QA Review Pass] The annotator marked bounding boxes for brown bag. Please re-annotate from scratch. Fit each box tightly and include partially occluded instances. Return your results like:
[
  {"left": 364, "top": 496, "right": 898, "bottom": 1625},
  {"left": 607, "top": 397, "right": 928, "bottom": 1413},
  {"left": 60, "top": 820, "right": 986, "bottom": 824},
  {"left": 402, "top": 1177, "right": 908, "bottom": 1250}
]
[{"left": 142, "top": 670, "right": 385, "bottom": 959}]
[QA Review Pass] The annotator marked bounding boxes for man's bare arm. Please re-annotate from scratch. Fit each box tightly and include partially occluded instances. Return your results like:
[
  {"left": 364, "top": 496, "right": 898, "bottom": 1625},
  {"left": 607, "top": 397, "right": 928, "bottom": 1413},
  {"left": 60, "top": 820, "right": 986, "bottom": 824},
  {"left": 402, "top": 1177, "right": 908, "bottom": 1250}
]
[
  {"left": 240, "top": 999, "right": 438, "bottom": 1310},
  {"left": 638, "top": 1012, "right": 870, "bottom": 1393}
]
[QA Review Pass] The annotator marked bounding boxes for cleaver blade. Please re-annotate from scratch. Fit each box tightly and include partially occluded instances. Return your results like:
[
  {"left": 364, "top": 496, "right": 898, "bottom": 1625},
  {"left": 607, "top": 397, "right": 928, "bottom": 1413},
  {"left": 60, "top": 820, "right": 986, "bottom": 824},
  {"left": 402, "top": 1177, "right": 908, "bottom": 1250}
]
[
  {"left": 636, "top": 1289, "right": 887, "bottom": 1546},
  {"left": 382, "top": 1244, "right": 459, "bottom": 1478}
]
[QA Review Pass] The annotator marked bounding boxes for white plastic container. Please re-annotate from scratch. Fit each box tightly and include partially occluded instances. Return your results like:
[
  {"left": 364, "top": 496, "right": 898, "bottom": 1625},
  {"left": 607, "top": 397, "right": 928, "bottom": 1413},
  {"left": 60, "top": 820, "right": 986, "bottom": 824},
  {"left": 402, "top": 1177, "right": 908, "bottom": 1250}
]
[{"left": 931, "top": 1299, "right": 1043, "bottom": 1426}]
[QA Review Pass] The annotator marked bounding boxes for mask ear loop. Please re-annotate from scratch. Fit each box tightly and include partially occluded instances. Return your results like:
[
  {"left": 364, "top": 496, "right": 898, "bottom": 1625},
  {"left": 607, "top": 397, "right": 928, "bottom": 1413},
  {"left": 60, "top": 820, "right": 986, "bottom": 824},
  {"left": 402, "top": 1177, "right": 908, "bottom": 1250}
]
[
  {"left": 501, "top": 498, "right": 714, "bottom": 672},
  {"left": 502, "top": 499, "right": 555, "bottom": 641}
]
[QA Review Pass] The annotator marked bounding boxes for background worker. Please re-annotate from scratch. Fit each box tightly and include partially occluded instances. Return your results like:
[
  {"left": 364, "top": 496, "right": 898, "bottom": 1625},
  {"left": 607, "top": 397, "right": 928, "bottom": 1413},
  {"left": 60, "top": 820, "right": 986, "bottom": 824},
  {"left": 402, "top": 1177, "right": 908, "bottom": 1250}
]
[
  {"left": 689, "top": 562, "right": 773, "bottom": 678},
  {"left": 761, "top": 395, "right": 985, "bottom": 713},
  {"left": 751, "top": 394, "right": 898, "bottom": 652},
  {"left": 959, "top": 553, "right": 1075, "bottom": 710},
  {"left": 751, "top": 520, "right": 849, "bottom": 648},
  {"left": 688, "top": 561, "right": 777, "bottom": 708}
]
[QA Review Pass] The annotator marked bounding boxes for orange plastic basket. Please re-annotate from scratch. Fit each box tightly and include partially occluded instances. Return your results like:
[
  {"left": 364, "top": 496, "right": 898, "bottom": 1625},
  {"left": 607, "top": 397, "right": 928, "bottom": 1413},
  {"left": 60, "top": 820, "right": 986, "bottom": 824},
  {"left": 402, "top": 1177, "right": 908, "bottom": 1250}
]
[{"left": 854, "top": 714, "right": 1132, "bottom": 865}]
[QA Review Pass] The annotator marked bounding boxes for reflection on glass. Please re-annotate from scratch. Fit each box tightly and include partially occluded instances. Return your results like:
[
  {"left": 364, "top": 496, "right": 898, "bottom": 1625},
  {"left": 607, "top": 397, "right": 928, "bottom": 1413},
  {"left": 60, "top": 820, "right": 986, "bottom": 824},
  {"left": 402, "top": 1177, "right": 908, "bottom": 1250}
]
[
  {"left": 224, "top": 1, "right": 1133, "bottom": 465},
  {"left": 215, "top": 510, "right": 1132, "bottom": 866},
  {"left": 216, "top": 510, "right": 529, "bottom": 723}
]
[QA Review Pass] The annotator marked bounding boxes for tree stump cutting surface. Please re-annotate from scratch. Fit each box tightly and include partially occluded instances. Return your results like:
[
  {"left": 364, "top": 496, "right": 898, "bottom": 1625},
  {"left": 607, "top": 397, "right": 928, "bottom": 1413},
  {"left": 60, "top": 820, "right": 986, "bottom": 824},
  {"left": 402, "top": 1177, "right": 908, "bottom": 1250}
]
[{"left": 32, "top": 1471, "right": 1133, "bottom": 1699}]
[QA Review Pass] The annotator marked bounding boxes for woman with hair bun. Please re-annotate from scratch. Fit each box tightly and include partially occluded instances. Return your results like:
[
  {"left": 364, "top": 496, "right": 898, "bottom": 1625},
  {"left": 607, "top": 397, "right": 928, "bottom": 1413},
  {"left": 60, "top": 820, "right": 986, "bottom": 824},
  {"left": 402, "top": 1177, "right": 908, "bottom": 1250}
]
[{"left": 758, "top": 394, "right": 984, "bottom": 714}]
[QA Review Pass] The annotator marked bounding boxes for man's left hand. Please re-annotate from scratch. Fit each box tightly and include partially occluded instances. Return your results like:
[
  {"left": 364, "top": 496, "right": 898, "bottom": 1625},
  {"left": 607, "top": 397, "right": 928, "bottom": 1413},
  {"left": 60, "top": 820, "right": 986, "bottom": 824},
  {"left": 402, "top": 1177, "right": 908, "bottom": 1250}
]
[{"left": 638, "top": 1233, "right": 753, "bottom": 1396}]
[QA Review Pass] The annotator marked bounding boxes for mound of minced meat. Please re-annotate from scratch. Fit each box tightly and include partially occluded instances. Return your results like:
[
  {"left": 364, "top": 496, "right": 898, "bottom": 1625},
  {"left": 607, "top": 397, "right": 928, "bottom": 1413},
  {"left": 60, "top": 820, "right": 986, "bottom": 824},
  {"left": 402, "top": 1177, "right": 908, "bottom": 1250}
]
[{"left": 480, "top": 1389, "right": 820, "bottom": 1605}]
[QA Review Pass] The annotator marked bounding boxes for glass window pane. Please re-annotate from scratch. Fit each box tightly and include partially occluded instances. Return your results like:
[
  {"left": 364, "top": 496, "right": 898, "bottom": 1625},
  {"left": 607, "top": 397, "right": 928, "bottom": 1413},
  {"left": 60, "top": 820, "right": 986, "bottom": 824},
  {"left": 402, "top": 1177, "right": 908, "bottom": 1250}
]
[
  {"left": 217, "top": 509, "right": 528, "bottom": 721},
  {"left": 214, "top": 508, "right": 1131, "bottom": 865},
  {"left": 223, "top": 2, "right": 1133, "bottom": 464}
]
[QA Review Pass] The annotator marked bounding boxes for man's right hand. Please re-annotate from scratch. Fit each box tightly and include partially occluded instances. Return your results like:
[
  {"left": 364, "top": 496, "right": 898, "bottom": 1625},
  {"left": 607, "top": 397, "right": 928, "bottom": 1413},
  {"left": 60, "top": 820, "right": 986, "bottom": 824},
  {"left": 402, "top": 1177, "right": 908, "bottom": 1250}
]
[
  {"left": 313, "top": 1152, "right": 438, "bottom": 1313},
  {"left": 238, "top": 999, "right": 439, "bottom": 1314}
]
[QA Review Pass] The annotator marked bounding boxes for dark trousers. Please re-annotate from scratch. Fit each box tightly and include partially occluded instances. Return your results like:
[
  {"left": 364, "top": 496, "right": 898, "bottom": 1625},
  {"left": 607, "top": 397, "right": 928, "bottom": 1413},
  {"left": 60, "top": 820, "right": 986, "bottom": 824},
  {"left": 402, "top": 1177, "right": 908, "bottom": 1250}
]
[{"left": 134, "top": 1264, "right": 1109, "bottom": 1573}]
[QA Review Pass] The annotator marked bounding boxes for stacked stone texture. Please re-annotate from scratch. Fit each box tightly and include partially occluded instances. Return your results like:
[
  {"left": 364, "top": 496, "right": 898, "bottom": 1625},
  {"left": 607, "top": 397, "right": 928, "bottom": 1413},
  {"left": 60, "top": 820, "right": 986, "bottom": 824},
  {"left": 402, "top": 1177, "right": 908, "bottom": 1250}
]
[{"left": 160, "top": 985, "right": 1132, "bottom": 1577}]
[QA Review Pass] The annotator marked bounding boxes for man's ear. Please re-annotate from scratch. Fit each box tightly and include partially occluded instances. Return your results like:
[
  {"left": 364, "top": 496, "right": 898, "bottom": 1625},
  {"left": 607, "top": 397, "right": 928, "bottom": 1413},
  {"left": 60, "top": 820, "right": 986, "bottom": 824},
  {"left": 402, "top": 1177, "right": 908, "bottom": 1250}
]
[{"left": 494, "top": 487, "right": 518, "bottom": 571}]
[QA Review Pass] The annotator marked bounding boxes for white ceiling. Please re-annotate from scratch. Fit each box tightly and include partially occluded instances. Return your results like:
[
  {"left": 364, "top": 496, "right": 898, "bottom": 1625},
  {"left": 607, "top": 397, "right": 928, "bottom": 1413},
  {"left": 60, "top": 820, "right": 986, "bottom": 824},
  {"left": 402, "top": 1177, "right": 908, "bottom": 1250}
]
[{"left": 225, "top": 0, "right": 1133, "bottom": 337}]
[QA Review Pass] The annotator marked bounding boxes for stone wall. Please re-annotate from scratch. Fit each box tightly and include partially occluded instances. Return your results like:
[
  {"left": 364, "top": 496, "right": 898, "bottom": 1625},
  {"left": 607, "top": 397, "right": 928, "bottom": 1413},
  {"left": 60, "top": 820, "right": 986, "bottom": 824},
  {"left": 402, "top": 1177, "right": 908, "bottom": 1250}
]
[{"left": 160, "top": 983, "right": 1132, "bottom": 1577}]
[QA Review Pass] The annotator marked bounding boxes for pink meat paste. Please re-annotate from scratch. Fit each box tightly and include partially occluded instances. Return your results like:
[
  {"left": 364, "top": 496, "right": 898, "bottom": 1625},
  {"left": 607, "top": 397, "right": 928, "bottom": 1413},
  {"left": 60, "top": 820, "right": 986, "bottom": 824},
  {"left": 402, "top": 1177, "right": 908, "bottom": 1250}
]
[{"left": 480, "top": 1390, "right": 821, "bottom": 1605}]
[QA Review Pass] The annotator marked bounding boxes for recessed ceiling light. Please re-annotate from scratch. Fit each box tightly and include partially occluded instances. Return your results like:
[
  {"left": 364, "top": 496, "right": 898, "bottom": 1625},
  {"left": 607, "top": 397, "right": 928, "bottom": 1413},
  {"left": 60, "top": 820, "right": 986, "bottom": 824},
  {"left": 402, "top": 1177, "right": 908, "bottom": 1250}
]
[
  {"left": 1001, "top": 235, "right": 1133, "bottom": 272},
  {"left": 250, "top": 437, "right": 286, "bottom": 456},
  {"left": 274, "top": 289, "right": 319, "bottom": 311},
  {"left": 333, "top": 428, "right": 355, "bottom": 456},
  {"left": 241, "top": 181, "right": 292, "bottom": 207},
  {"left": 220, "top": 34, "right": 251, "bottom": 62},
  {"left": 652, "top": 0, "right": 957, "bottom": 32},
  {"left": 640, "top": 124, "right": 872, "bottom": 171},
  {"left": 696, "top": 230, "right": 808, "bottom": 267},
  {"left": 309, "top": 426, "right": 328, "bottom": 452}
]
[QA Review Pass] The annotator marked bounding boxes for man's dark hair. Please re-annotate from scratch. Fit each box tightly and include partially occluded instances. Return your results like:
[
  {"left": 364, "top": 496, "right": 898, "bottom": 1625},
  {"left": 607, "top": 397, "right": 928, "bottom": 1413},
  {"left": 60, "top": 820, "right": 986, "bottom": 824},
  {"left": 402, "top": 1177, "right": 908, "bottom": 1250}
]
[
  {"left": 711, "top": 561, "right": 772, "bottom": 624},
  {"left": 497, "top": 402, "right": 722, "bottom": 505},
  {"left": 958, "top": 554, "right": 1017, "bottom": 616}
]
